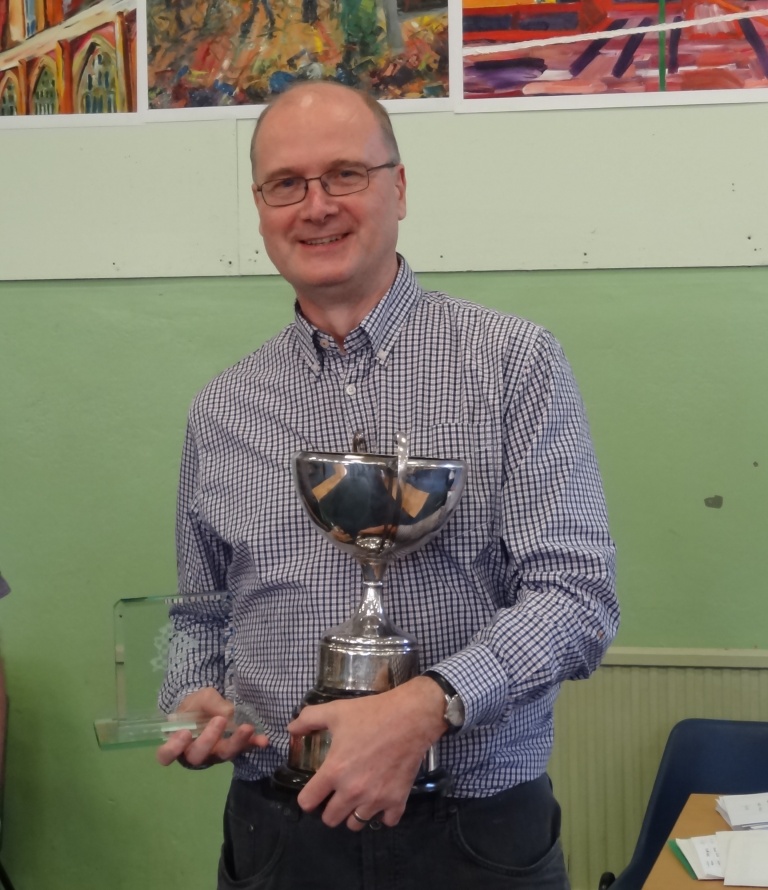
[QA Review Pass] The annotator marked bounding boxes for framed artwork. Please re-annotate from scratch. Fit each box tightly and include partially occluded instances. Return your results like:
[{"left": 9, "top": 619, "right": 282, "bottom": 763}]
[
  {"left": 145, "top": 0, "right": 450, "bottom": 115},
  {"left": 0, "top": 0, "right": 138, "bottom": 124},
  {"left": 459, "top": 0, "right": 768, "bottom": 108}
]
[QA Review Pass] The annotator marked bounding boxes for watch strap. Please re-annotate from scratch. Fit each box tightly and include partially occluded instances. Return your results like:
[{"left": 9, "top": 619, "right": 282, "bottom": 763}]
[
  {"left": 423, "top": 670, "right": 464, "bottom": 732},
  {"left": 423, "top": 670, "right": 458, "bottom": 699}
]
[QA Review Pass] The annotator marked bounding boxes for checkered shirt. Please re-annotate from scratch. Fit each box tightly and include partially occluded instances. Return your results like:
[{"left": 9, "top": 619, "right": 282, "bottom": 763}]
[{"left": 159, "top": 257, "right": 618, "bottom": 797}]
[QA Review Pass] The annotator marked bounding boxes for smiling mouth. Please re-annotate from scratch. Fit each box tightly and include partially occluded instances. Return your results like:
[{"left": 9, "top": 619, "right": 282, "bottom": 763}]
[{"left": 301, "top": 234, "right": 347, "bottom": 246}]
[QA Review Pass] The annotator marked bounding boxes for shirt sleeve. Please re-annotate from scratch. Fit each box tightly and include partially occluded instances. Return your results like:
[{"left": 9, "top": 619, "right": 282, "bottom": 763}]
[
  {"left": 429, "top": 328, "right": 619, "bottom": 730},
  {"left": 158, "top": 415, "right": 233, "bottom": 713}
]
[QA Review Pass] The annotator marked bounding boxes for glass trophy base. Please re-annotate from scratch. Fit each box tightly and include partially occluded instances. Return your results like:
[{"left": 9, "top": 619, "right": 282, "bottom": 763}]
[
  {"left": 94, "top": 713, "right": 206, "bottom": 750},
  {"left": 94, "top": 703, "right": 267, "bottom": 750},
  {"left": 95, "top": 594, "right": 266, "bottom": 750}
]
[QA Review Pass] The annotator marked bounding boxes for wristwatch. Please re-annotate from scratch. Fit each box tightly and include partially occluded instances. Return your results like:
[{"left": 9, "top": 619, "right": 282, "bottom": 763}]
[{"left": 423, "top": 670, "right": 465, "bottom": 733}]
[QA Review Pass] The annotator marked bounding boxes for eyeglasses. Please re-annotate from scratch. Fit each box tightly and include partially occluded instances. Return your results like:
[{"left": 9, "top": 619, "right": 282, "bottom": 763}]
[{"left": 256, "top": 162, "right": 399, "bottom": 207}]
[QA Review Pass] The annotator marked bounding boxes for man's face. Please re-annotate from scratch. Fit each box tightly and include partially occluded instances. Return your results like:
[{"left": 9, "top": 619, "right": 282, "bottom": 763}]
[{"left": 252, "top": 86, "right": 406, "bottom": 310}]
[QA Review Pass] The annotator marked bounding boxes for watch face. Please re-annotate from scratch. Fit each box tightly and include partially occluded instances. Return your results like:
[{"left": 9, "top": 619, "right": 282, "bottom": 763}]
[{"left": 446, "top": 694, "right": 465, "bottom": 728}]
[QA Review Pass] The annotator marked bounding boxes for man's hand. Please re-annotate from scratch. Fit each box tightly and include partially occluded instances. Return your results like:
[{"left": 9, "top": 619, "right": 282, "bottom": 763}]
[
  {"left": 288, "top": 676, "right": 447, "bottom": 830},
  {"left": 156, "top": 688, "right": 269, "bottom": 768}
]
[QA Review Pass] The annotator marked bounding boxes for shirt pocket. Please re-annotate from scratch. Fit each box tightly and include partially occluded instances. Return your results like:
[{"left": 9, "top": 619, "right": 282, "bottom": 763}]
[{"left": 408, "top": 422, "right": 498, "bottom": 543}]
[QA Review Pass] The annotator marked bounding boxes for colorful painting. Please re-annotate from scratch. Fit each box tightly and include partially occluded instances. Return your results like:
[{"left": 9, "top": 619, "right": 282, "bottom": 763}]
[
  {"left": 146, "top": 0, "right": 449, "bottom": 109},
  {"left": 461, "top": 0, "right": 768, "bottom": 103},
  {"left": 0, "top": 0, "right": 137, "bottom": 119}
]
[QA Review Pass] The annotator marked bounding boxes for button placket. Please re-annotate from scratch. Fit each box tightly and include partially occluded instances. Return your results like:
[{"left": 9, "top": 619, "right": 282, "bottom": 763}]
[{"left": 340, "top": 352, "right": 372, "bottom": 449}]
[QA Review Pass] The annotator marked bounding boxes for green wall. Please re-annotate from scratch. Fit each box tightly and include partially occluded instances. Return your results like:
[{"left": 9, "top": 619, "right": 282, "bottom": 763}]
[{"left": 1, "top": 266, "right": 766, "bottom": 888}]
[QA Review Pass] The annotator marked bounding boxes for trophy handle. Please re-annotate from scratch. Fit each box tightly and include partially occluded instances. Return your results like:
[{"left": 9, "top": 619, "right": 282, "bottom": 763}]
[
  {"left": 394, "top": 430, "right": 409, "bottom": 495},
  {"left": 382, "top": 430, "right": 409, "bottom": 546}
]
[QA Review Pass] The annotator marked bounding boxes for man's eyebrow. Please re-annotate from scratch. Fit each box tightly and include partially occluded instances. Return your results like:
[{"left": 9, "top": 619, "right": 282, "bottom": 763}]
[
  {"left": 261, "top": 159, "right": 366, "bottom": 180},
  {"left": 261, "top": 166, "right": 302, "bottom": 180}
]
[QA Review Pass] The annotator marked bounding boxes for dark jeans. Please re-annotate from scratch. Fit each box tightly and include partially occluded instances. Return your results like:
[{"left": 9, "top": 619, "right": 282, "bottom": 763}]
[{"left": 217, "top": 774, "right": 570, "bottom": 889}]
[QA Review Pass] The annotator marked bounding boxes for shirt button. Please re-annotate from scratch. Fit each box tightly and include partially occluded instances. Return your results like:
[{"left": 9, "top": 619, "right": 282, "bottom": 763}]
[
  {"left": 318, "top": 338, "right": 330, "bottom": 349},
  {"left": 346, "top": 384, "right": 356, "bottom": 396}
]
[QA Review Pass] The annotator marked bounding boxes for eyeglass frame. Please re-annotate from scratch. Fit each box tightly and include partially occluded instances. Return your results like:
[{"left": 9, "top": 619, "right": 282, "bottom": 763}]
[{"left": 254, "top": 162, "right": 400, "bottom": 207}]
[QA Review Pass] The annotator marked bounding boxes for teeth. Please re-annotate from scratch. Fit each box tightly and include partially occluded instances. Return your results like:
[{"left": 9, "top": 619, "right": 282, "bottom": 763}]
[{"left": 304, "top": 235, "right": 343, "bottom": 246}]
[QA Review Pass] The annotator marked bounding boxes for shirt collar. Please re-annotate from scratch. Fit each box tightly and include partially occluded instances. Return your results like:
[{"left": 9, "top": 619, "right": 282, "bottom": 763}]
[{"left": 291, "top": 256, "right": 422, "bottom": 374}]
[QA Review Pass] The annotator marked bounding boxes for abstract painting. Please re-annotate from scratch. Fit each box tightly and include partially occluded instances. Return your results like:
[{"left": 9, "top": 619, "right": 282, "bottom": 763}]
[
  {"left": 146, "top": 0, "right": 449, "bottom": 110},
  {"left": 461, "top": 0, "right": 768, "bottom": 104}
]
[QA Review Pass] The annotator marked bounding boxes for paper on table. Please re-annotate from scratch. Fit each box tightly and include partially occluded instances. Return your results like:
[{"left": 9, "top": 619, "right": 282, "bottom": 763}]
[
  {"left": 724, "top": 830, "right": 768, "bottom": 886},
  {"left": 717, "top": 794, "right": 768, "bottom": 830},
  {"left": 675, "top": 836, "right": 724, "bottom": 880},
  {"left": 718, "top": 831, "right": 736, "bottom": 863}
]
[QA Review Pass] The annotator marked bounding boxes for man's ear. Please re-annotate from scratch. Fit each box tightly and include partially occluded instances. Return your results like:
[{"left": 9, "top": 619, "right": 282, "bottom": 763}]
[
  {"left": 252, "top": 184, "right": 264, "bottom": 236},
  {"left": 396, "top": 165, "right": 407, "bottom": 222}
]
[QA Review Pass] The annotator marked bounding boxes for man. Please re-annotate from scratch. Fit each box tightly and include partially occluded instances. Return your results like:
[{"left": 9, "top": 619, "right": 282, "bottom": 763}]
[{"left": 158, "top": 81, "right": 619, "bottom": 889}]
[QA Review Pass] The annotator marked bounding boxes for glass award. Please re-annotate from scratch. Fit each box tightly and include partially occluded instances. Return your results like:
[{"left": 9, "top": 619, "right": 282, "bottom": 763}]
[{"left": 94, "top": 592, "right": 264, "bottom": 750}]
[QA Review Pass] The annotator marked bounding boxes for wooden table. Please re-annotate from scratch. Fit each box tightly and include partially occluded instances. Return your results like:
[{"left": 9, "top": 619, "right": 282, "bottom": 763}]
[{"left": 643, "top": 793, "right": 762, "bottom": 888}]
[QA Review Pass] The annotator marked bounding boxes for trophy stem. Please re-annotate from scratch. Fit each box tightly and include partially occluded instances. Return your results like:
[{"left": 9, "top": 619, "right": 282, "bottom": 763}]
[
  {"left": 356, "top": 560, "right": 387, "bottom": 630},
  {"left": 360, "top": 560, "right": 386, "bottom": 584}
]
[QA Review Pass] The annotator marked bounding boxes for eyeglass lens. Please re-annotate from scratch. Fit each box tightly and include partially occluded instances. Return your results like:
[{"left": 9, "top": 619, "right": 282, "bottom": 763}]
[{"left": 260, "top": 163, "right": 395, "bottom": 206}]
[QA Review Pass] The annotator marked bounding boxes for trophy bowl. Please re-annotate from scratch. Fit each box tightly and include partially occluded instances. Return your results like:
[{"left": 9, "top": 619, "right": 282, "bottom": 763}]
[
  {"left": 292, "top": 442, "right": 467, "bottom": 562},
  {"left": 273, "top": 433, "right": 467, "bottom": 791}
]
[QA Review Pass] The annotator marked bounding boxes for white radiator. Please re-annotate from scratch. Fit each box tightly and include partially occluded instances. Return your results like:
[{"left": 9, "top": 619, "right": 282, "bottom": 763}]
[{"left": 549, "top": 648, "right": 768, "bottom": 890}]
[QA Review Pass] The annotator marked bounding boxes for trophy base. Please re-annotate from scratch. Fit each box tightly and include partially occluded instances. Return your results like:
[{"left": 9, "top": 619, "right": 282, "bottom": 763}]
[
  {"left": 271, "top": 764, "right": 452, "bottom": 798},
  {"left": 272, "top": 763, "right": 316, "bottom": 791},
  {"left": 410, "top": 766, "right": 452, "bottom": 797}
]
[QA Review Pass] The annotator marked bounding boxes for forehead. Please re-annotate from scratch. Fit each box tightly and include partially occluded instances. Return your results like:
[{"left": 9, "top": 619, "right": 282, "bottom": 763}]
[{"left": 254, "top": 87, "right": 385, "bottom": 175}]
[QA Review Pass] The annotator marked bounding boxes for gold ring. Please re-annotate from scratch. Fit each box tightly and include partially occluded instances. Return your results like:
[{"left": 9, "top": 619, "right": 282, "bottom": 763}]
[{"left": 353, "top": 810, "right": 371, "bottom": 824}]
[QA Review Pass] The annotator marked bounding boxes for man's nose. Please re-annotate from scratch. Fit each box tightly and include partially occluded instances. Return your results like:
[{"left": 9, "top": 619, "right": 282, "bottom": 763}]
[{"left": 301, "top": 179, "right": 338, "bottom": 220}]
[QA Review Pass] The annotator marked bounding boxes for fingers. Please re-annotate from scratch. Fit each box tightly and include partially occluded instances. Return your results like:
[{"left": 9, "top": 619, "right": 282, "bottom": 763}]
[
  {"left": 345, "top": 808, "right": 384, "bottom": 832},
  {"left": 296, "top": 768, "right": 400, "bottom": 832},
  {"left": 297, "top": 763, "right": 411, "bottom": 830},
  {"left": 297, "top": 770, "right": 355, "bottom": 826},
  {"left": 156, "top": 710, "right": 270, "bottom": 769},
  {"left": 291, "top": 686, "right": 441, "bottom": 830},
  {"left": 156, "top": 714, "right": 228, "bottom": 767},
  {"left": 286, "top": 704, "right": 324, "bottom": 736},
  {"left": 156, "top": 728, "right": 195, "bottom": 766},
  {"left": 342, "top": 797, "right": 406, "bottom": 831},
  {"left": 160, "top": 689, "right": 270, "bottom": 764},
  {"left": 221, "top": 723, "right": 270, "bottom": 755},
  {"left": 344, "top": 804, "right": 404, "bottom": 832},
  {"left": 158, "top": 719, "right": 264, "bottom": 768}
]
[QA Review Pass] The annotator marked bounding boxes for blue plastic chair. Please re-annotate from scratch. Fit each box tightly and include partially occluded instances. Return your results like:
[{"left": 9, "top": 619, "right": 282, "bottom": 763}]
[{"left": 599, "top": 718, "right": 768, "bottom": 890}]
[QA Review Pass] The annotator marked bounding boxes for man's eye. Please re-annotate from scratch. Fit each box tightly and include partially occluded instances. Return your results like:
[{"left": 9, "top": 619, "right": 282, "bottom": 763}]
[
  {"left": 336, "top": 168, "right": 365, "bottom": 182},
  {"left": 324, "top": 168, "right": 366, "bottom": 188},
  {"left": 274, "top": 177, "right": 300, "bottom": 190}
]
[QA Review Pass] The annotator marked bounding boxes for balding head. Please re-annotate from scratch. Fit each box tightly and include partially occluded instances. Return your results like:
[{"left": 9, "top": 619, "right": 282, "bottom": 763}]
[{"left": 250, "top": 82, "right": 400, "bottom": 183}]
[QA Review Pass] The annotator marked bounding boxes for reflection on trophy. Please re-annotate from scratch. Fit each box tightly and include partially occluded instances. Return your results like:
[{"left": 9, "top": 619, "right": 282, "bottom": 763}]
[{"left": 273, "top": 432, "right": 467, "bottom": 793}]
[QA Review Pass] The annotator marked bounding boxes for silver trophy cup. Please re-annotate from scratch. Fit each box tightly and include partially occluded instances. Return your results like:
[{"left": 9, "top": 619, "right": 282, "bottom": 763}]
[{"left": 273, "top": 432, "right": 467, "bottom": 793}]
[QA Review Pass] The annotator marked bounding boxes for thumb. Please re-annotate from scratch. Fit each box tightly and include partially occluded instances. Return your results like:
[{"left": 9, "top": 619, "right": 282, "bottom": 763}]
[{"left": 177, "top": 688, "right": 235, "bottom": 720}]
